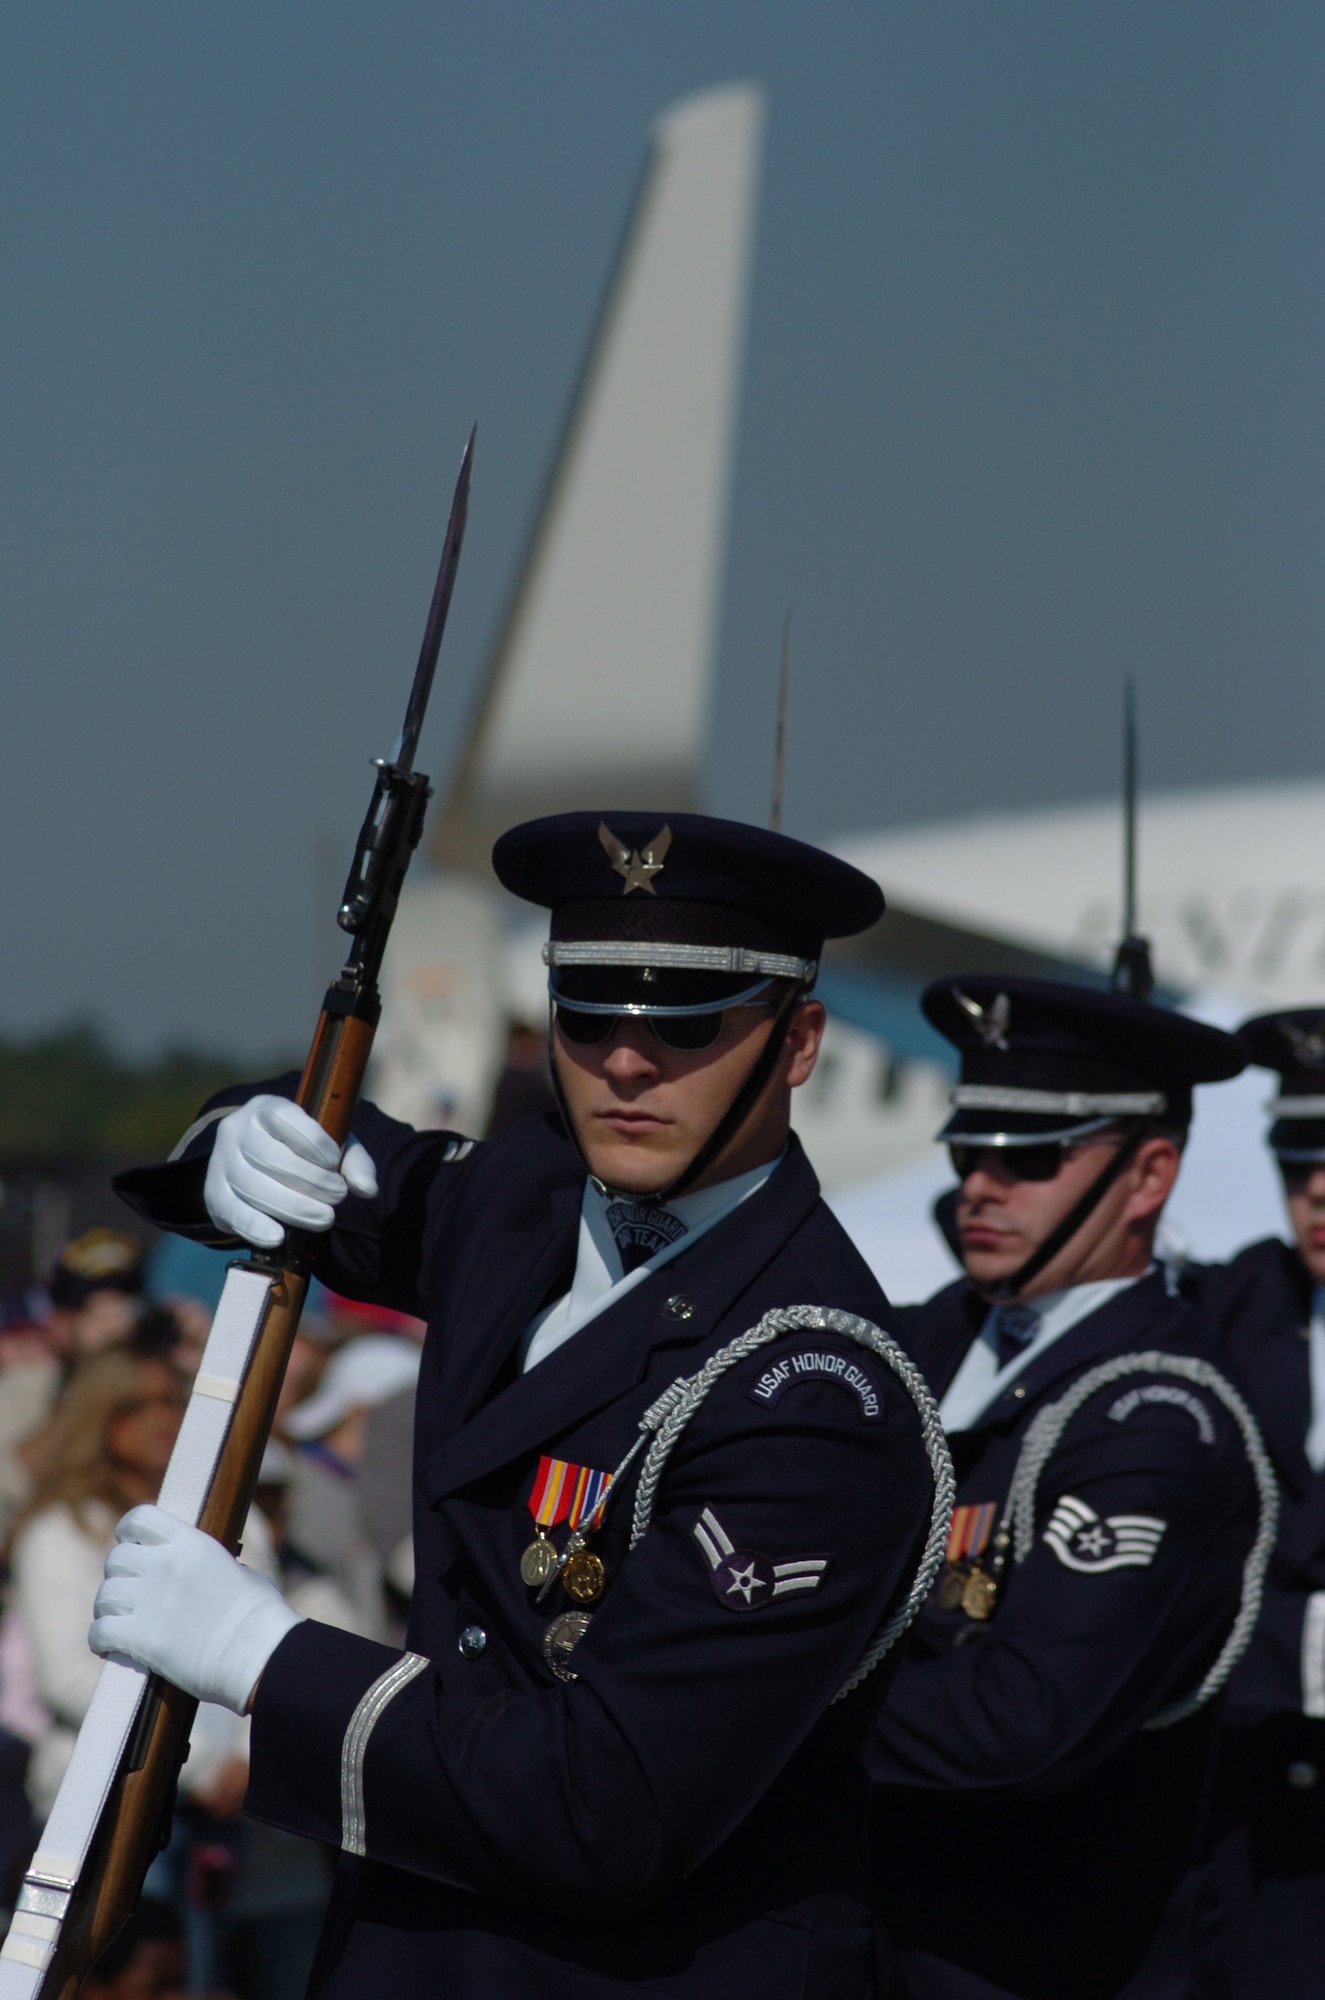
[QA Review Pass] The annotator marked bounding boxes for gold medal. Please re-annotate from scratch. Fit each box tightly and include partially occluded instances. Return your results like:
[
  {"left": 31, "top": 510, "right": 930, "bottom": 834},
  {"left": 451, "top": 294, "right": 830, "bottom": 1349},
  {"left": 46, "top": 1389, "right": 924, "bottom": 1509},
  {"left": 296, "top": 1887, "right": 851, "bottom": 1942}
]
[
  {"left": 543, "top": 1610, "right": 592, "bottom": 1683},
  {"left": 562, "top": 1548, "right": 606, "bottom": 1605},
  {"left": 936, "top": 1565, "right": 966, "bottom": 1611},
  {"left": 520, "top": 1535, "right": 557, "bottom": 1588},
  {"left": 961, "top": 1567, "right": 998, "bottom": 1621}
]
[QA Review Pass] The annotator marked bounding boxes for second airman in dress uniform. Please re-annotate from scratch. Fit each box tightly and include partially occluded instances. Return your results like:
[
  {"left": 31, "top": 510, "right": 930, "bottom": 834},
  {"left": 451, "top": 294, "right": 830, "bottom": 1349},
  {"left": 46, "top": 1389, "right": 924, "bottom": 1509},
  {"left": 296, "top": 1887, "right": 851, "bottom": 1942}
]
[
  {"left": 868, "top": 976, "right": 1267, "bottom": 2000},
  {"left": 1198, "top": 1008, "right": 1325, "bottom": 2000}
]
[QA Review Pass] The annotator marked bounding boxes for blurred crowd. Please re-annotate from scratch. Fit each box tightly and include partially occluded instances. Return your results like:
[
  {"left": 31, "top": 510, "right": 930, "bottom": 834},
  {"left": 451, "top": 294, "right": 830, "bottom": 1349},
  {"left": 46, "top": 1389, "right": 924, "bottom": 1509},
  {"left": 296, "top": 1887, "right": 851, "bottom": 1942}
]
[{"left": 0, "top": 1226, "right": 424, "bottom": 2000}]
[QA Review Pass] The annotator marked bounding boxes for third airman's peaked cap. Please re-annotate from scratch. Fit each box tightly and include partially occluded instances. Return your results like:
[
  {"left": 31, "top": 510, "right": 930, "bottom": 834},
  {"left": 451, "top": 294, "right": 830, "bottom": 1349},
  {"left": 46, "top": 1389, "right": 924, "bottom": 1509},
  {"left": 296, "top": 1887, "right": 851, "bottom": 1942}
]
[{"left": 1240, "top": 1007, "right": 1325, "bottom": 1160}]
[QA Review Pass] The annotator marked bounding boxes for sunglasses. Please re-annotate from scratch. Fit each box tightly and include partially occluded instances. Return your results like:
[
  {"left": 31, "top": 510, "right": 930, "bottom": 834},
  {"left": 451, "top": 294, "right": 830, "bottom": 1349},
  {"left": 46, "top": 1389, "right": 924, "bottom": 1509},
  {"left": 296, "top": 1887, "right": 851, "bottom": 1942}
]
[
  {"left": 556, "top": 1002, "right": 764, "bottom": 1054},
  {"left": 948, "top": 1141, "right": 1078, "bottom": 1184}
]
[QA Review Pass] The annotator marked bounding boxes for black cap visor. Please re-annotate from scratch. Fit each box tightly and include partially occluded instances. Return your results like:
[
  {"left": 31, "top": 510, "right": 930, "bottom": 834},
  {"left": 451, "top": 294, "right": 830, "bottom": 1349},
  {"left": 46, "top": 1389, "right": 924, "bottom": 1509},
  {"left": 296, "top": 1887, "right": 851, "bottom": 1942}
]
[
  {"left": 1270, "top": 1116, "right": 1325, "bottom": 1164},
  {"left": 550, "top": 963, "right": 779, "bottom": 1017},
  {"left": 937, "top": 1108, "right": 1127, "bottom": 1148}
]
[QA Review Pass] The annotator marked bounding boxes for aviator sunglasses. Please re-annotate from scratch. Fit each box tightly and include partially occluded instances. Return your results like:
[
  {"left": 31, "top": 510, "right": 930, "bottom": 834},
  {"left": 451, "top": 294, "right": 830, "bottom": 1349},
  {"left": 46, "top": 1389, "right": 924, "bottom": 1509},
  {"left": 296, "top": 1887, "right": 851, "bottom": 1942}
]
[
  {"left": 948, "top": 1140, "right": 1089, "bottom": 1184},
  {"left": 555, "top": 1001, "right": 770, "bottom": 1054}
]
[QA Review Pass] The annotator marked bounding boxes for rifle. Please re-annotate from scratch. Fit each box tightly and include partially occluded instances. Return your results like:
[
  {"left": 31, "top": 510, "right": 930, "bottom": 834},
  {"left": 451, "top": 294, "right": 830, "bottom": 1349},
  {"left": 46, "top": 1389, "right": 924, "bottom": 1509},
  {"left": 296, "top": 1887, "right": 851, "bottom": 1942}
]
[
  {"left": 0, "top": 429, "right": 475, "bottom": 2000},
  {"left": 1111, "top": 677, "right": 1154, "bottom": 1002}
]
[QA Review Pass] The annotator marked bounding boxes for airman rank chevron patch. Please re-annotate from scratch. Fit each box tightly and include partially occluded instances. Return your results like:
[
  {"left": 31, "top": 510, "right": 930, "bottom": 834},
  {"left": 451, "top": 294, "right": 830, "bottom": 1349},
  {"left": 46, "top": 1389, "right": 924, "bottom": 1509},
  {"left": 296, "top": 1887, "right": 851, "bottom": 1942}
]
[{"left": 692, "top": 1507, "right": 830, "bottom": 1613}]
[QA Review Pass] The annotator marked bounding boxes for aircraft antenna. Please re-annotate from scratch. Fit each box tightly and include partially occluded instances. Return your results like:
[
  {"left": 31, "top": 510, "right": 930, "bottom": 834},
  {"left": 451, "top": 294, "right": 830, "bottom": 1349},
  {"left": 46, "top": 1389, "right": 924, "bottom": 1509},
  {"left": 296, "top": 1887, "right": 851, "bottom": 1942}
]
[
  {"left": 1111, "top": 677, "right": 1154, "bottom": 1001},
  {"left": 770, "top": 608, "right": 792, "bottom": 832}
]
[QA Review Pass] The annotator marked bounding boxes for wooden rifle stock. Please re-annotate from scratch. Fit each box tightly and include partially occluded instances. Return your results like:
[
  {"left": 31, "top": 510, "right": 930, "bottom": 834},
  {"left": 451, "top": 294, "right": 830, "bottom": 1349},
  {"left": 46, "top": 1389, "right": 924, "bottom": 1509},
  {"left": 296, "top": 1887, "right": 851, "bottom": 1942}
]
[{"left": 41, "top": 1010, "right": 376, "bottom": 1999}]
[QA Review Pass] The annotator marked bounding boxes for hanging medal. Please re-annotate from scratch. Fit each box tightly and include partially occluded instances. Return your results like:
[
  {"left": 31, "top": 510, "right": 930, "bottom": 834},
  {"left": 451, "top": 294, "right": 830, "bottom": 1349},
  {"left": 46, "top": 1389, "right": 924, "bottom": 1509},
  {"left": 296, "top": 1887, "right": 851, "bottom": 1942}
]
[
  {"left": 962, "top": 1526, "right": 1011, "bottom": 1622},
  {"left": 935, "top": 1501, "right": 998, "bottom": 1615},
  {"left": 520, "top": 1531, "right": 557, "bottom": 1589},
  {"left": 522, "top": 1455, "right": 615, "bottom": 1601}
]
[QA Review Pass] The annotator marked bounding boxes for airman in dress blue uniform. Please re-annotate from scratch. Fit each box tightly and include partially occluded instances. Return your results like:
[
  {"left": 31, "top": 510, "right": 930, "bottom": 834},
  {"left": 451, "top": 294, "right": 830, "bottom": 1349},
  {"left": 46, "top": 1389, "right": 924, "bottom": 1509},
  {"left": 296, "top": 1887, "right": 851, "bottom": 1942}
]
[
  {"left": 1196, "top": 1008, "right": 1325, "bottom": 1999},
  {"left": 866, "top": 976, "right": 1267, "bottom": 2000},
  {"left": 99, "top": 811, "right": 944, "bottom": 2000}
]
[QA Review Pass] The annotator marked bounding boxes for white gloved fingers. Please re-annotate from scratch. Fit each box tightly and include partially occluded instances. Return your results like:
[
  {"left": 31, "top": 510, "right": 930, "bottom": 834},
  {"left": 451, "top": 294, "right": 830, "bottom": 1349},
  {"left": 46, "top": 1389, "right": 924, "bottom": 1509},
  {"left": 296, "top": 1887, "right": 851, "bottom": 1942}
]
[
  {"left": 216, "top": 1194, "right": 286, "bottom": 1250},
  {"left": 239, "top": 1119, "right": 347, "bottom": 1206},
  {"left": 90, "top": 1507, "right": 303, "bottom": 1711},
  {"left": 103, "top": 1544, "right": 149, "bottom": 1581},
  {"left": 255, "top": 1097, "right": 344, "bottom": 1170},
  {"left": 90, "top": 1584, "right": 136, "bottom": 1621},
  {"left": 341, "top": 1140, "right": 379, "bottom": 1200},
  {"left": 115, "top": 1503, "right": 180, "bottom": 1548},
  {"left": 225, "top": 1155, "right": 343, "bottom": 1234},
  {"left": 204, "top": 1095, "right": 375, "bottom": 1245}
]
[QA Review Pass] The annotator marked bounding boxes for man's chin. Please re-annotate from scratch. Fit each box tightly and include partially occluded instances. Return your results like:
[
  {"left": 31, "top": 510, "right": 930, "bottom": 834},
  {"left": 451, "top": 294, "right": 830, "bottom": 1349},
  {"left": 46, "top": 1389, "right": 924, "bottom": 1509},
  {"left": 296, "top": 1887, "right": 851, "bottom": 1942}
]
[
  {"left": 581, "top": 1142, "right": 688, "bottom": 1197},
  {"left": 960, "top": 1246, "right": 1025, "bottom": 1290}
]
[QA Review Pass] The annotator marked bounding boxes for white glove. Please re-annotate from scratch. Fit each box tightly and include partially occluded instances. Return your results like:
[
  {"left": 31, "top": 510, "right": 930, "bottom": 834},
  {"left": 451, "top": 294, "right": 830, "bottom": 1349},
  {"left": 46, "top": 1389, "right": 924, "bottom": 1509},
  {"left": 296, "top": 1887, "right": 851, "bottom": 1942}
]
[
  {"left": 90, "top": 1505, "right": 303, "bottom": 1714},
  {"left": 204, "top": 1094, "right": 378, "bottom": 1248}
]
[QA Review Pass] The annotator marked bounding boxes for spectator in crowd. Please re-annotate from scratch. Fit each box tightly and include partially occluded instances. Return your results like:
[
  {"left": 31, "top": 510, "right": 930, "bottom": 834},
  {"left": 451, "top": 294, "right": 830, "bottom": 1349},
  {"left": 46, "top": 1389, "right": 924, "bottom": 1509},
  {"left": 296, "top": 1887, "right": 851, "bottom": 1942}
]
[
  {"left": 1, "top": 1232, "right": 151, "bottom": 1532},
  {"left": 82, "top": 1896, "right": 184, "bottom": 2000},
  {"left": 45, "top": 1230, "right": 147, "bottom": 1365},
  {"left": 281, "top": 1333, "right": 421, "bottom": 1639},
  {"left": 5, "top": 1340, "right": 340, "bottom": 1997},
  {"left": 8, "top": 1343, "right": 186, "bottom": 1816}
]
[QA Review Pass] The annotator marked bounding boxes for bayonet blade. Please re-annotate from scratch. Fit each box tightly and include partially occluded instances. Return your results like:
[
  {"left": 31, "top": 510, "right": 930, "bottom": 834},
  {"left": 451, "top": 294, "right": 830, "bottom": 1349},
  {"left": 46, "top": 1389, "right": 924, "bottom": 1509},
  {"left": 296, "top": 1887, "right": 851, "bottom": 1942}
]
[{"left": 394, "top": 424, "right": 476, "bottom": 773}]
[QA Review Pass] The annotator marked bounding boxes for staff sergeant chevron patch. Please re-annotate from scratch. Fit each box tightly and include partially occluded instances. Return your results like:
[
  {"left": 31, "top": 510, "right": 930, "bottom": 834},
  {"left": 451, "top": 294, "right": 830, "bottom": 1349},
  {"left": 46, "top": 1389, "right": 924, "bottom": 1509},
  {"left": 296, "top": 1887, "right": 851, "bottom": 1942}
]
[{"left": 1044, "top": 1494, "right": 1167, "bottom": 1574}]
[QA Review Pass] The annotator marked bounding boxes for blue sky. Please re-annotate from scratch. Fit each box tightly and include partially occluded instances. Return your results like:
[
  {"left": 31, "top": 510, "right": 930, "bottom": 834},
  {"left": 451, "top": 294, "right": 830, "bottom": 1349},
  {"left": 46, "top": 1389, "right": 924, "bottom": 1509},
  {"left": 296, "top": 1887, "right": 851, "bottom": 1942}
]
[{"left": 4, "top": 5, "right": 1325, "bottom": 1054}]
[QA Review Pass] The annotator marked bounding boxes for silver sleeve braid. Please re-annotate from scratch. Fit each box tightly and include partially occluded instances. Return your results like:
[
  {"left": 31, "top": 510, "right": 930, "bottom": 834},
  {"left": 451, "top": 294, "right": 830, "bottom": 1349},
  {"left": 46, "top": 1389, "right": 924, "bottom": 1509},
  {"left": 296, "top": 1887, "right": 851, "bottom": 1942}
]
[
  {"left": 627, "top": 1306, "right": 955, "bottom": 1702},
  {"left": 1004, "top": 1349, "right": 1278, "bottom": 1730}
]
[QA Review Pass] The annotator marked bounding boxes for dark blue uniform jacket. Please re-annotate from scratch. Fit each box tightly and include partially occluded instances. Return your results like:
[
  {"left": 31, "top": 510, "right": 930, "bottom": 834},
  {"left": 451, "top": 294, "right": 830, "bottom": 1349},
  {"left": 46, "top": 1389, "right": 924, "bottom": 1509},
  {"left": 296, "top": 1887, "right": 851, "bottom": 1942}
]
[
  {"left": 119, "top": 1096, "right": 933, "bottom": 2000},
  {"left": 1194, "top": 1239, "right": 1325, "bottom": 1999},
  {"left": 1197, "top": 1239, "right": 1325, "bottom": 1723},
  {"left": 867, "top": 1271, "right": 1259, "bottom": 2000}
]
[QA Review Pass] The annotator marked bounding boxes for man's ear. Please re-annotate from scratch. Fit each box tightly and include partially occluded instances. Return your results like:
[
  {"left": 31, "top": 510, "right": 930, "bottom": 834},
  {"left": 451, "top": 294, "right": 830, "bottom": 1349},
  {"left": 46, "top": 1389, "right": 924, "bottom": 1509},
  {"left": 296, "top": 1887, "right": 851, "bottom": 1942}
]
[
  {"left": 1122, "top": 1135, "right": 1182, "bottom": 1223},
  {"left": 786, "top": 1000, "right": 826, "bottom": 1089}
]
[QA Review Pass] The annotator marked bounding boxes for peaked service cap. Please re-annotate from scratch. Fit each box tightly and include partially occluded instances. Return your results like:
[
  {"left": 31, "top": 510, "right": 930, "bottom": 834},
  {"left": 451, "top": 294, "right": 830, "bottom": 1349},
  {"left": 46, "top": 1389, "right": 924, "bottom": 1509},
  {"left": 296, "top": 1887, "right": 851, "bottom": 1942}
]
[
  {"left": 924, "top": 975, "right": 1246, "bottom": 1146},
  {"left": 1239, "top": 1007, "right": 1325, "bottom": 1161},
  {"left": 493, "top": 810, "right": 884, "bottom": 1016}
]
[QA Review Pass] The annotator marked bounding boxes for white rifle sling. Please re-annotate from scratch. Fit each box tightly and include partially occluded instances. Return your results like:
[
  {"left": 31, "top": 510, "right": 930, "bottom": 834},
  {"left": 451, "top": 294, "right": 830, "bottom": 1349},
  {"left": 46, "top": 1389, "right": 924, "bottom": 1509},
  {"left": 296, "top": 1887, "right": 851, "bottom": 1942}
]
[{"left": 0, "top": 1264, "right": 280, "bottom": 1999}]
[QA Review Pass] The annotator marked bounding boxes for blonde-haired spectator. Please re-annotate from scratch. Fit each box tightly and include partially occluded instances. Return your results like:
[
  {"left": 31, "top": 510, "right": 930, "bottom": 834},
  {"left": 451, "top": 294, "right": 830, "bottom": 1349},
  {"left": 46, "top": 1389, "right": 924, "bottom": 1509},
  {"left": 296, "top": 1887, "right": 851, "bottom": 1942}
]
[{"left": 9, "top": 1344, "right": 185, "bottom": 1816}]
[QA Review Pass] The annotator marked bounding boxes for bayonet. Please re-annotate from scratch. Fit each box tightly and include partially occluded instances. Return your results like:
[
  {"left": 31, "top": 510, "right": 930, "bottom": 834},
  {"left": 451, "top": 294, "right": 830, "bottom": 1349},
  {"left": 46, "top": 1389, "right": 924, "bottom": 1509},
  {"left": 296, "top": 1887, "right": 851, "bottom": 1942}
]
[
  {"left": 393, "top": 423, "right": 476, "bottom": 774},
  {"left": 1111, "top": 678, "right": 1154, "bottom": 1001},
  {"left": 770, "top": 608, "right": 792, "bottom": 834}
]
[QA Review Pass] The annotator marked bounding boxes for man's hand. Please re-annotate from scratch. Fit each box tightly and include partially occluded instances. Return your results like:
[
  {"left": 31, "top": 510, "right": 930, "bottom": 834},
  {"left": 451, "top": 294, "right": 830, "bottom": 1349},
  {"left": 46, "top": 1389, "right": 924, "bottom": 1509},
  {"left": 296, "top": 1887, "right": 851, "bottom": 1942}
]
[
  {"left": 204, "top": 1095, "right": 379, "bottom": 1248},
  {"left": 90, "top": 1505, "right": 303, "bottom": 1714}
]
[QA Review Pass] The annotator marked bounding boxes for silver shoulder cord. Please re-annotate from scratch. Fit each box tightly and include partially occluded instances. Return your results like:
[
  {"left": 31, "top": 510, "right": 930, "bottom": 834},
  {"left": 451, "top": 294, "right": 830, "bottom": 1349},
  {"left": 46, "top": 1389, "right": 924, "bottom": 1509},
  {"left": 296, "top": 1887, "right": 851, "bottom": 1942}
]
[
  {"left": 1001, "top": 1350, "right": 1279, "bottom": 1730},
  {"left": 616, "top": 1305, "right": 956, "bottom": 1700},
  {"left": 335, "top": 1307, "right": 953, "bottom": 1855}
]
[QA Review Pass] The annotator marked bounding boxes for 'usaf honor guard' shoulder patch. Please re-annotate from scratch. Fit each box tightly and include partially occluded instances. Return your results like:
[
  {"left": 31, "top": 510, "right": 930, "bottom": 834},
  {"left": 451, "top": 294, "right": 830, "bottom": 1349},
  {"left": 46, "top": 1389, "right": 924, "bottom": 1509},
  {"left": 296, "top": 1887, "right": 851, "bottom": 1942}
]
[
  {"left": 745, "top": 1347, "right": 884, "bottom": 1422},
  {"left": 692, "top": 1507, "right": 830, "bottom": 1613}
]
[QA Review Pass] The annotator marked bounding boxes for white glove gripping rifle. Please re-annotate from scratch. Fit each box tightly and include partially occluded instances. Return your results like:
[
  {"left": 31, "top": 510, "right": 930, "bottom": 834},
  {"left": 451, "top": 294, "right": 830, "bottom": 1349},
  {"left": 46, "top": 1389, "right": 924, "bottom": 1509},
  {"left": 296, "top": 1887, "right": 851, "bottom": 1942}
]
[{"left": 0, "top": 430, "right": 475, "bottom": 2000}]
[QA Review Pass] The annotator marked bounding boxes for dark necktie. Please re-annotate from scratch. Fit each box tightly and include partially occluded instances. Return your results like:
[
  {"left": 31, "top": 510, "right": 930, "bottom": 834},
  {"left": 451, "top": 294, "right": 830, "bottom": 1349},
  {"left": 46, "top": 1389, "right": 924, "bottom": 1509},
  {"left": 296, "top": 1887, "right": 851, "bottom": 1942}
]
[
  {"left": 604, "top": 1197, "right": 688, "bottom": 1275},
  {"left": 991, "top": 1302, "right": 1040, "bottom": 1371}
]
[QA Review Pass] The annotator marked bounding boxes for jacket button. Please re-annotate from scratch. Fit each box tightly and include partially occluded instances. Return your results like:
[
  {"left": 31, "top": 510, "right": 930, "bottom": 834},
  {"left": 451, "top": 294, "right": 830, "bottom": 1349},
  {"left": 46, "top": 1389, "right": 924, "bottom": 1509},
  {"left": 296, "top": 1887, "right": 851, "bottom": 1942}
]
[
  {"left": 1011, "top": 1385, "right": 1027, "bottom": 1401},
  {"left": 458, "top": 1625, "right": 487, "bottom": 1659},
  {"left": 663, "top": 1295, "right": 695, "bottom": 1321}
]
